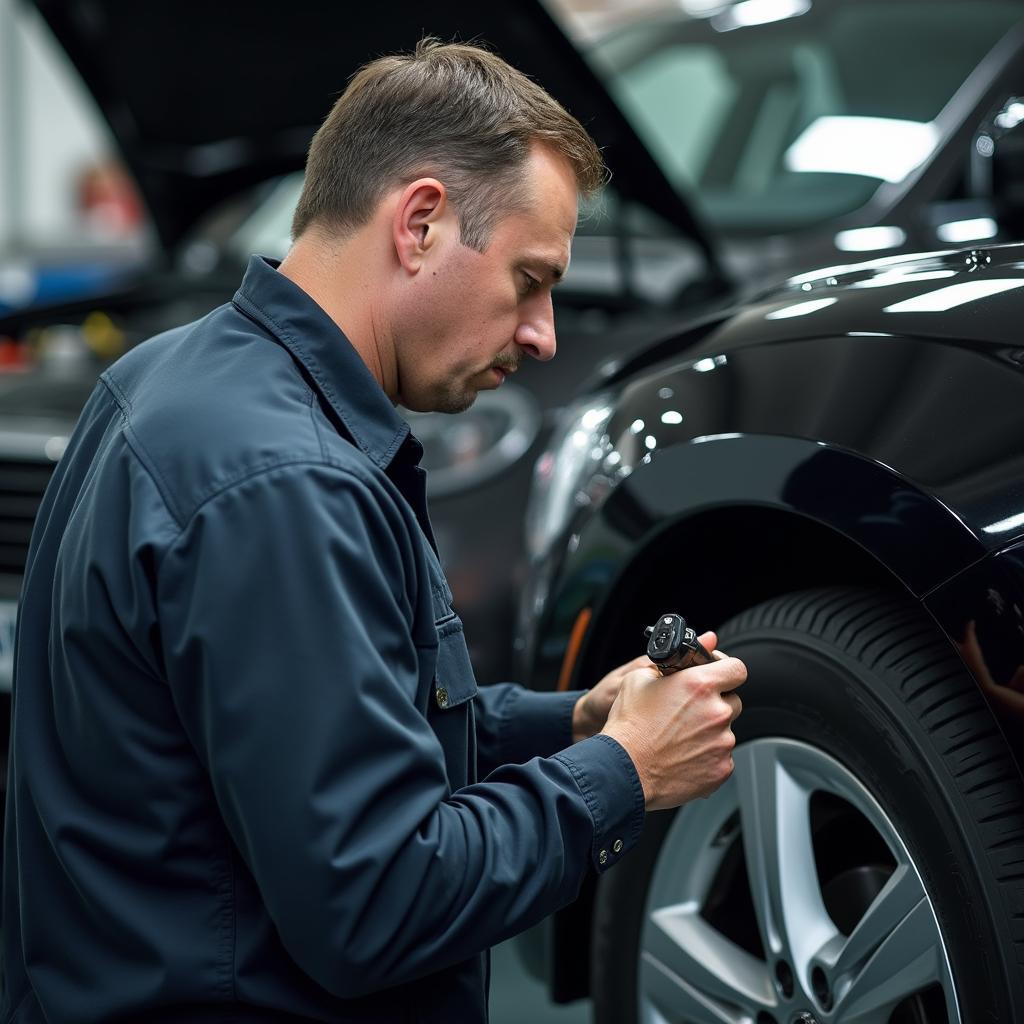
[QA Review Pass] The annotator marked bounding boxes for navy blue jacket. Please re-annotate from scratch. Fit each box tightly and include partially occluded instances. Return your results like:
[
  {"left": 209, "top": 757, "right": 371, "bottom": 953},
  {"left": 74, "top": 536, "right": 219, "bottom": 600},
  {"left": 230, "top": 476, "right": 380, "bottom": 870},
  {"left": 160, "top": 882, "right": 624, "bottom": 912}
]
[{"left": 2, "top": 256, "right": 645, "bottom": 1023}]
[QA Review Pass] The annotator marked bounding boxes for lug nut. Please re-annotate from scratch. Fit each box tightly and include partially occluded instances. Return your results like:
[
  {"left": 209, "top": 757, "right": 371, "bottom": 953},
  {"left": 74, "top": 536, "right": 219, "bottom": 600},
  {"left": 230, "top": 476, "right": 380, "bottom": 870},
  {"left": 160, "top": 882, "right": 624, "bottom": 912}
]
[
  {"left": 775, "top": 960, "right": 794, "bottom": 999},
  {"left": 811, "top": 966, "right": 832, "bottom": 1010}
]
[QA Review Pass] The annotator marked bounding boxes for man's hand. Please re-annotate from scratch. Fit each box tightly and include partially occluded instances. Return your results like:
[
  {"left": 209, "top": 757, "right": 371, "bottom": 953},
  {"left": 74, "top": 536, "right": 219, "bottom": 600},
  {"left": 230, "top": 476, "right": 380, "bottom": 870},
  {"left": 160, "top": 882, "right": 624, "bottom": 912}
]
[
  {"left": 601, "top": 630, "right": 747, "bottom": 810},
  {"left": 572, "top": 654, "right": 656, "bottom": 743}
]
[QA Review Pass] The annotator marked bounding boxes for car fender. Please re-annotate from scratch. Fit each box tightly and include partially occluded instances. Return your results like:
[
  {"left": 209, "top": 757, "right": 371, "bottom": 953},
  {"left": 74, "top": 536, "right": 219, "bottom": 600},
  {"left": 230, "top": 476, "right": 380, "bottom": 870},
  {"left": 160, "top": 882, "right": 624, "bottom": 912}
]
[
  {"left": 524, "top": 331, "right": 1024, "bottom": 756},
  {"left": 520, "top": 344, "right": 1024, "bottom": 1002}
]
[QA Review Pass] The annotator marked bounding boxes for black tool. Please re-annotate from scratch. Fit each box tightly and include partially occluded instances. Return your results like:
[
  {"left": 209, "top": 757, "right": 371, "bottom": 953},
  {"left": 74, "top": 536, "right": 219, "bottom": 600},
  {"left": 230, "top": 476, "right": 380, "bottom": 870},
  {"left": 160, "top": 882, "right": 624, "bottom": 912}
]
[{"left": 644, "top": 613, "right": 715, "bottom": 674}]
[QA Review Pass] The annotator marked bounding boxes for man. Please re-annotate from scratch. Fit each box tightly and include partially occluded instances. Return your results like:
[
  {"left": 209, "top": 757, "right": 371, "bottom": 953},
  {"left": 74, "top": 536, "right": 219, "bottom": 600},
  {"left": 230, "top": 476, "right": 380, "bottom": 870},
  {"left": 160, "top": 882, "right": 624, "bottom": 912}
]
[{"left": 3, "top": 39, "right": 745, "bottom": 1023}]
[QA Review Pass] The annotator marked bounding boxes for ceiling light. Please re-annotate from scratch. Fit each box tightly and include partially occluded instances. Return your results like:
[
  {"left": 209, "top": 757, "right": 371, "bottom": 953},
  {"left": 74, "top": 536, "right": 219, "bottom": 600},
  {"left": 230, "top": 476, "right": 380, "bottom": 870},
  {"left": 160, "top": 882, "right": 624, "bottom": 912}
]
[{"left": 787, "top": 117, "right": 938, "bottom": 183}]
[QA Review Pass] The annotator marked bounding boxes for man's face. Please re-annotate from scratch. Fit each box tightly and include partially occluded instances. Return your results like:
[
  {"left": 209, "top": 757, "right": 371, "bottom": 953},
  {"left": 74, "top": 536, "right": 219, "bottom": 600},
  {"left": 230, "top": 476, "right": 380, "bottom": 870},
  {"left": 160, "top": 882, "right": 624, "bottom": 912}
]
[{"left": 394, "top": 144, "right": 579, "bottom": 413}]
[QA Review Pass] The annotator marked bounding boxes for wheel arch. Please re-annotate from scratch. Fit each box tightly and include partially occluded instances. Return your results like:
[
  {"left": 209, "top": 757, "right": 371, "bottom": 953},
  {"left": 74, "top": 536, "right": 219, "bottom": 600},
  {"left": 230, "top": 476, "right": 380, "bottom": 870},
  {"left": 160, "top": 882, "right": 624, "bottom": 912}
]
[
  {"left": 530, "top": 435, "right": 1009, "bottom": 1002},
  {"left": 574, "top": 502, "right": 907, "bottom": 687},
  {"left": 537, "top": 435, "right": 986, "bottom": 692}
]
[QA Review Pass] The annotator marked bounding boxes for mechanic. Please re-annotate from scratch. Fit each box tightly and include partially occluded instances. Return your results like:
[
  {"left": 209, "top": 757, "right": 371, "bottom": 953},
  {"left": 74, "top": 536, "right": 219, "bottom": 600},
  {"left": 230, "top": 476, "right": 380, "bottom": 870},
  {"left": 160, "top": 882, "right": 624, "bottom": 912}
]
[{"left": 2, "top": 39, "right": 746, "bottom": 1024}]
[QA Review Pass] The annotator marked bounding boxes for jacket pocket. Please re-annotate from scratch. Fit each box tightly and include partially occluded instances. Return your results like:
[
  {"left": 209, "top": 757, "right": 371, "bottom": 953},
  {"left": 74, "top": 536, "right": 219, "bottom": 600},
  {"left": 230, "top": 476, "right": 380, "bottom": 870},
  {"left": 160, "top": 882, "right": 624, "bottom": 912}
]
[
  {"left": 429, "top": 617, "right": 478, "bottom": 789},
  {"left": 433, "top": 616, "right": 478, "bottom": 710}
]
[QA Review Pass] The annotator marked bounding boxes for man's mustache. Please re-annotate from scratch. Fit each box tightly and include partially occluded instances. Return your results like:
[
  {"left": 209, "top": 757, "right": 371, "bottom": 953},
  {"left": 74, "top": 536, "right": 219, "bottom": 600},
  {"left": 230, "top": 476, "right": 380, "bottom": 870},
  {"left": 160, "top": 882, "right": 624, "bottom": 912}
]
[{"left": 490, "top": 355, "right": 521, "bottom": 374}]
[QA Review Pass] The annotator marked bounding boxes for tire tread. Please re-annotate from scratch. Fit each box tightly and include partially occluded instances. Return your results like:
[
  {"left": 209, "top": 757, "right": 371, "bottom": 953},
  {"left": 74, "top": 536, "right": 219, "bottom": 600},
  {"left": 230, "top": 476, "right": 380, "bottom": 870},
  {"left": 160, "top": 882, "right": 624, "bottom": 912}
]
[
  {"left": 723, "top": 586, "right": 1024, "bottom": 1001},
  {"left": 592, "top": 586, "right": 1024, "bottom": 1022}
]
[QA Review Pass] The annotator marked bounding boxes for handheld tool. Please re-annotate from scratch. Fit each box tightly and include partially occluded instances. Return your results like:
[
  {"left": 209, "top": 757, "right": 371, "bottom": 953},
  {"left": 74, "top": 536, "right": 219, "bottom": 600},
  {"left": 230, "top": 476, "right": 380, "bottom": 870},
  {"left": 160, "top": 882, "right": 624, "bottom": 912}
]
[{"left": 644, "top": 613, "right": 715, "bottom": 674}]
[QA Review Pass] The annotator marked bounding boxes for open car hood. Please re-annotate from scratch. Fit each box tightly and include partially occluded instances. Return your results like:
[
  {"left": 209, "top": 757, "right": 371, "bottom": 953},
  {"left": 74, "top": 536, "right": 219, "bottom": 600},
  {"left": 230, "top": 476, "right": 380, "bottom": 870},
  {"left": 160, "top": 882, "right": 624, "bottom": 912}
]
[{"left": 31, "top": 0, "right": 725, "bottom": 281}]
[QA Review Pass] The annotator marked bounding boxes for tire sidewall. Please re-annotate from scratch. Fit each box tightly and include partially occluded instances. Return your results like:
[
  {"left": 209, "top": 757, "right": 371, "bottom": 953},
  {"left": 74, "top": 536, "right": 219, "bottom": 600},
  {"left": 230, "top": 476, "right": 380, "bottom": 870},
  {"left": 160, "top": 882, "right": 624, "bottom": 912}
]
[
  {"left": 728, "top": 628, "right": 1008, "bottom": 1022},
  {"left": 592, "top": 616, "right": 1018, "bottom": 1023}
]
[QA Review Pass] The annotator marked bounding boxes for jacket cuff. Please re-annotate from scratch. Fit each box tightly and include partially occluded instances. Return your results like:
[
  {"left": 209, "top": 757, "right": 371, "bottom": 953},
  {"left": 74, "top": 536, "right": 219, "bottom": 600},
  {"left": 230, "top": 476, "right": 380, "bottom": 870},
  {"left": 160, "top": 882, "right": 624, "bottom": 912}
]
[
  {"left": 553, "top": 734, "right": 646, "bottom": 874},
  {"left": 498, "top": 687, "right": 582, "bottom": 763}
]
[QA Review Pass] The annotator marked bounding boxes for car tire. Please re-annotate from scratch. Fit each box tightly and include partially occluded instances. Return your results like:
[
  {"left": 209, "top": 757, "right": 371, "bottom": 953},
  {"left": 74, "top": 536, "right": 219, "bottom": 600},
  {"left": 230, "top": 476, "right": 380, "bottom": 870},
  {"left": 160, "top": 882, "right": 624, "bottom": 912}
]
[{"left": 591, "top": 586, "right": 1024, "bottom": 1024}]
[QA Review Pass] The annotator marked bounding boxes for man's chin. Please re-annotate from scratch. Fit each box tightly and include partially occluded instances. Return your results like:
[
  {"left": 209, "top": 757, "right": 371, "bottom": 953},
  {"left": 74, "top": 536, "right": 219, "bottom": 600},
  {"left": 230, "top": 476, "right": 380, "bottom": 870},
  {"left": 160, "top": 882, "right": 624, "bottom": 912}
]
[
  {"left": 439, "top": 391, "right": 478, "bottom": 415},
  {"left": 400, "top": 384, "right": 478, "bottom": 415},
  {"left": 427, "top": 385, "right": 479, "bottom": 415}
]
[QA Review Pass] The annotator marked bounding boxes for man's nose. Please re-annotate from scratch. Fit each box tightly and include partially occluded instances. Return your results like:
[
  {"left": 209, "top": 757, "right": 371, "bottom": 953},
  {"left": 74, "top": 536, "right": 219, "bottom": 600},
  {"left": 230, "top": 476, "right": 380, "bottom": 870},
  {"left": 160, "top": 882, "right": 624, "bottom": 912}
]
[{"left": 515, "top": 294, "right": 556, "bottom": 362}]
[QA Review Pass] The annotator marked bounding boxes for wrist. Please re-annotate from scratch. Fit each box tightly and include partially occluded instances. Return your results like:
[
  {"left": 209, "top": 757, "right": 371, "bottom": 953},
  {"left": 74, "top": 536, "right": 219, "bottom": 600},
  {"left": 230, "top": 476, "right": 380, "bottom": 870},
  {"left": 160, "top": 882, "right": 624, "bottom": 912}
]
[
  {"left": 572, "top": 690, "right": 592, "bottom": 743},
  {"left": 601, "top": 723, "right": 653, "bottom": 806}
]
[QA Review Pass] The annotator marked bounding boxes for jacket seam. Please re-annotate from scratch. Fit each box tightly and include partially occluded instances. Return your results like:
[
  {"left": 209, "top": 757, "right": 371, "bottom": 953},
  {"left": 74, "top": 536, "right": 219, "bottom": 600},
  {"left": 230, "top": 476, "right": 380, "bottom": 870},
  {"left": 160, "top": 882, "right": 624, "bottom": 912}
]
[
  {"left": 553, "top": 751, "right": 601, "bottom": 859},
  {"left": 308, "top": 386, "right": 330, "bottom": 461},
  {"left": 153, "top": 459, "right": 407, "bottom": 589},
  {"left": 100, "top": 367, "right": 133, "bottom": 414},
  {"left": 178, "top": 457, "right": 382, "bottom": 531},
  {"left": 233, "top": 292, "right": 407, "bottom": 468},
  {"left": 101, "top": 374, "right": 187, "bottom": 528},
  {"left": 233, "top": 292, "right": 372, "bottom": 460}
]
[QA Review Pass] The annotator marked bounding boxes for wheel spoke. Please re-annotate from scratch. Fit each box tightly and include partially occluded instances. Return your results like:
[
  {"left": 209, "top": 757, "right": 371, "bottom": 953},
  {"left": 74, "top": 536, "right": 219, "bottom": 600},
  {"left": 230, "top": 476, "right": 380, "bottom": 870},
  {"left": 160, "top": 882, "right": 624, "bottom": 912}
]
[
  {"left": 644, "top": 901, "right": 775, "bottom": 1011},
  {"left": 639, "top": 950, "right": 752, "bottom": 1024},
  {"left": 734, "top": 743, "right": 838, "bottom": 972},
  {"left": 833, "top": 897, "right": 947, "bottom": 1023},
  {"left": 825, "top": 862, "right": 924, "bottom": 980}
]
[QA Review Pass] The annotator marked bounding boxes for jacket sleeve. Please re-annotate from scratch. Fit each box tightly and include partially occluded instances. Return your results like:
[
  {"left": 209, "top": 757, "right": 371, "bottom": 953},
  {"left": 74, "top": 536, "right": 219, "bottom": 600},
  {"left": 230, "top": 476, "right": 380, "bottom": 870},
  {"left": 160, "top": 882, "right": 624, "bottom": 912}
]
[
  {"left": 474, "top": 684, "right": 585, "bottom": 776},
  {"left": 158, "top": 462, "right": 645, "bottom": 1000}
]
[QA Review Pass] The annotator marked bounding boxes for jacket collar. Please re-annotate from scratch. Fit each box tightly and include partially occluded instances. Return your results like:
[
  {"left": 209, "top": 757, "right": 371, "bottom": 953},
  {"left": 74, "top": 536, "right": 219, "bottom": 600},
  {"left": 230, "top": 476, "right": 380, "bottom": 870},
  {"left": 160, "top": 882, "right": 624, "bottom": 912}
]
[{"left": 232, "top": 254, "right": 412, "bottom": 471}]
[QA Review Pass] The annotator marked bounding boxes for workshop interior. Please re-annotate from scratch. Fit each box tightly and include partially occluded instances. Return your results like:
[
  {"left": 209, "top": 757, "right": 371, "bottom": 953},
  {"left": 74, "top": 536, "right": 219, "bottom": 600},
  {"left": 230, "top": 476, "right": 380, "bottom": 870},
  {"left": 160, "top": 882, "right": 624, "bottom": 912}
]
[{"left": 2, "top": 0, "right": 1024, "bottom": 1021}]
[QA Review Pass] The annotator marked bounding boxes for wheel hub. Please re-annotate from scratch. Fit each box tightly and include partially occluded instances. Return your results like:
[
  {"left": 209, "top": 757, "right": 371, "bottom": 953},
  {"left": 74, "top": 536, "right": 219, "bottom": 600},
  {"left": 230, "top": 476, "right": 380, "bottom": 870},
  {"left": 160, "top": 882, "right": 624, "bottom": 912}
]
[{"left": 637, "top": 738, "right": 961, "bottom": 1024}]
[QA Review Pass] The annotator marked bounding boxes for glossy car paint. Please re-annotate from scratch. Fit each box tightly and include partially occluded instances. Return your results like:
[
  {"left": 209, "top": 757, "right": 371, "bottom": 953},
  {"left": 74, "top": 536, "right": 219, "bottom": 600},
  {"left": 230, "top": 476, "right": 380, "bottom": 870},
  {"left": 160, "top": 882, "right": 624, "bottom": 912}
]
[
  {"left": 515, "top": 244, "right": 1024, "bottom": 1001},
  {"left": 520, "top": 243, "right": 1024, "bottom": 760}
]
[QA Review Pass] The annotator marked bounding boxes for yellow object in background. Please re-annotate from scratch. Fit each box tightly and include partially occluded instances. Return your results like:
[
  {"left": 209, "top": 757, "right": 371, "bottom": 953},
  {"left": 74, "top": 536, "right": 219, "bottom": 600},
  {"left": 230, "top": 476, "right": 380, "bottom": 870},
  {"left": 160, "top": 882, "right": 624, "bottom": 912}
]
[{"left": 81, "top": 311, "right": 126, "bottom": 360}]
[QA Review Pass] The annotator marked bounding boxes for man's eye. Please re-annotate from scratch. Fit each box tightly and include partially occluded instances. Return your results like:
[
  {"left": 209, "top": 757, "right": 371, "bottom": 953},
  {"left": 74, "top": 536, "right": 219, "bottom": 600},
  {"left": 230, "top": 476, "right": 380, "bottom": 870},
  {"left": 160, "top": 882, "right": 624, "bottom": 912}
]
[{"left": 521, "top": 273, "right": 541, "bottom": 296}]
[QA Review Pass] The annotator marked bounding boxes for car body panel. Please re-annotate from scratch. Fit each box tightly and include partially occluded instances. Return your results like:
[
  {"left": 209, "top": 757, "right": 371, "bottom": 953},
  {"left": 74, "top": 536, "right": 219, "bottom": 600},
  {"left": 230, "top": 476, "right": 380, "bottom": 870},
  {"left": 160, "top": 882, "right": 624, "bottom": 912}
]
[
  {"left": 516, "top": 244, "right": 1024, "bottom": 1000},
  {"left": 519, "top": 242, "right": 1024, "bottom": 776}
]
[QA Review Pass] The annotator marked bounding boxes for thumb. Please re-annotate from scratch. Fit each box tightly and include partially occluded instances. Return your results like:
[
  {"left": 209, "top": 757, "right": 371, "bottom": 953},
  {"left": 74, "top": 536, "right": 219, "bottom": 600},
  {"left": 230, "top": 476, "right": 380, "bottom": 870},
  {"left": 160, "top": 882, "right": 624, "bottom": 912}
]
[{"left": 698, "top": 630, "right": 718, "bottom": 652}]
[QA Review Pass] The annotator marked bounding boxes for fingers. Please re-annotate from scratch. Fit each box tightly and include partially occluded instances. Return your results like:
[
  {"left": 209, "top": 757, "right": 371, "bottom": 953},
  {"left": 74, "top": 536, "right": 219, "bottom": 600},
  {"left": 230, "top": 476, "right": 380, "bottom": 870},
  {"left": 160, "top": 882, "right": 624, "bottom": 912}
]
[
  {"left": 713, "top": 657, "right": 747, "bottom": 692},
  {"left": 697, "top": 630, "right": 718, "bottom": 652},
  {"left": 722, "top": 691, "right": 743, "bottom": 723},
  {"left": 626, "top": 653, "right": 656, "bottom": 672},
  {"left": 609, "top": 654, "right": 656, "bottom": 681},
  {"left": 667, "top": 654, "right": 747, "bottom": 691},
  {"left": 628, "top": 664, "right": 662, "bottom": 686}
]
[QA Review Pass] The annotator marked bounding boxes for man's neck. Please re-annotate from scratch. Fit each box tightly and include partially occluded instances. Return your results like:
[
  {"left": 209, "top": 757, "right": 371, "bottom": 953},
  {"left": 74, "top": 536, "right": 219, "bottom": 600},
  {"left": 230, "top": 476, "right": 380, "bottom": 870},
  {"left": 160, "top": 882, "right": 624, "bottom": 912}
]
[{"left": 277, "top": 228, "right": 397, "bottom": 400}]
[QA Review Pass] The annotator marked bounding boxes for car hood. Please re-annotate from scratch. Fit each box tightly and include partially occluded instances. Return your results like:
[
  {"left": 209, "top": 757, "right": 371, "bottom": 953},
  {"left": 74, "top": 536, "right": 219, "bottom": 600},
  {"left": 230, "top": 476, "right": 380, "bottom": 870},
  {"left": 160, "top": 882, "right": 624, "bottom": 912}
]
[{"left": 32, "top": 0, "right": 724, "bottom": 276}]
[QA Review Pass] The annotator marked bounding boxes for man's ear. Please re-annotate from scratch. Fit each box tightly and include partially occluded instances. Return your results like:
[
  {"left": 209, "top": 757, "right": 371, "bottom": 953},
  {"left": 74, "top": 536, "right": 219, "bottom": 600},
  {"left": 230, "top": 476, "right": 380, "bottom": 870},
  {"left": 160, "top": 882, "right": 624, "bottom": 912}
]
[{"left": 393, "top": 178, "right": 448, "bottom": 274}]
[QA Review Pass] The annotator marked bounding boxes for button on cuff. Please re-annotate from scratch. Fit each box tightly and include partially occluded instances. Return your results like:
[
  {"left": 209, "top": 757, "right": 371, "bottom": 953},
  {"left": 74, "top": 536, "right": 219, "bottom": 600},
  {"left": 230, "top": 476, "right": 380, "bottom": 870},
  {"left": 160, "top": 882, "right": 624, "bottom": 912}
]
[{"left": 553, "top": 733, "right": 645, "bottom": 873}]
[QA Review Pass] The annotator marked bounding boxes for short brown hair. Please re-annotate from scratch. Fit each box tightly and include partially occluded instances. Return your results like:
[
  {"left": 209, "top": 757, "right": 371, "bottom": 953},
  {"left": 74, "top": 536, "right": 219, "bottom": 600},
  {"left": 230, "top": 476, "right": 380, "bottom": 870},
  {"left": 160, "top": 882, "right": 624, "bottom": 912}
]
[{"left": 291, "top": 37, "right": 606, "bottom": 251}]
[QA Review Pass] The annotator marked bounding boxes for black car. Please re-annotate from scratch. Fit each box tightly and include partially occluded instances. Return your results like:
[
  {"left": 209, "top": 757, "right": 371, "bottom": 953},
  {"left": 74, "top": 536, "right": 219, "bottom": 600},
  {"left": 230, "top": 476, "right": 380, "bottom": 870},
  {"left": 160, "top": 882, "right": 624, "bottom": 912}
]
[{"left": 516, "top": 241, "right": 1024, "bottom": 1021}]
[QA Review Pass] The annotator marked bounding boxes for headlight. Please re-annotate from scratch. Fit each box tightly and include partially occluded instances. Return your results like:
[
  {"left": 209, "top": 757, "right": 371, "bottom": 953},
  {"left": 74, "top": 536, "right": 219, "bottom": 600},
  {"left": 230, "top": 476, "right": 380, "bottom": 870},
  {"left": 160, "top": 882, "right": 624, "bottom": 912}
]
[
  {"left": 403, "top": 383, "right": 541, "bottom": 499},
  {"left": 525, "top": 393, "right": 616, "bottom": 561}
]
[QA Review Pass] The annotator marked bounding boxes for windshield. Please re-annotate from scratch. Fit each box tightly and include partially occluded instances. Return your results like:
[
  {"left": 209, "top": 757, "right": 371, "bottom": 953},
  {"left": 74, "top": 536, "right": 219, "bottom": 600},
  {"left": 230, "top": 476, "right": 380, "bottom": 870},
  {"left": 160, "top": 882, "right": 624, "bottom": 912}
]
[{"left": 561, "top": 0, "right": 1022, "bottom": 236}]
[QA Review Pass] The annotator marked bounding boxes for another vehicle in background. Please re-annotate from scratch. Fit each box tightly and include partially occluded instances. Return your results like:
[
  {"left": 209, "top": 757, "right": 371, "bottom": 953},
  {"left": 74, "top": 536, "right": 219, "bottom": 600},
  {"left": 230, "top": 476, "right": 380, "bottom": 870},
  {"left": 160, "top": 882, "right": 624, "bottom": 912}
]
[{"left": 578, "top": 0, "right": 1024, "bottom": 278}]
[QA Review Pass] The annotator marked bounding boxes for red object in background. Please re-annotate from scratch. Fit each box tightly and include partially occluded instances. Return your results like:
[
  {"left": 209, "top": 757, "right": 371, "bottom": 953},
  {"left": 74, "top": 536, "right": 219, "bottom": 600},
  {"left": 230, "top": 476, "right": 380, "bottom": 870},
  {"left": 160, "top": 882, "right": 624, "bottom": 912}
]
[
  {"left": 0, "top": 339, "right": 30, "bottom": 372},
  {"left": 75, "top": 161, "right": 144, "bottom": 238}
]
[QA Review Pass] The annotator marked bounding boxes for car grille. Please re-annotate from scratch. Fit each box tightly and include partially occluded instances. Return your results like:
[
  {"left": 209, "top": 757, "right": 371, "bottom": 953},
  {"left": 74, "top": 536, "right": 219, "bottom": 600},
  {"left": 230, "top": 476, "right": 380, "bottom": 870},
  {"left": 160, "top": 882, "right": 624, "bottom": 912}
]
[{"left": 0, "top": 458, "right": 56, "bottom": 577}]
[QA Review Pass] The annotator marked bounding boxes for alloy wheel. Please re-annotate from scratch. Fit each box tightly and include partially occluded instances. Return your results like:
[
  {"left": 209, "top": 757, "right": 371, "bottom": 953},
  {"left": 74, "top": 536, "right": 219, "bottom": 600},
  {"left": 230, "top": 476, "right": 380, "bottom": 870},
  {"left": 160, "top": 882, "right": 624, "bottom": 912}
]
[{"left": 637, "top": 738, "right": 960, "bottom": 1024}]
